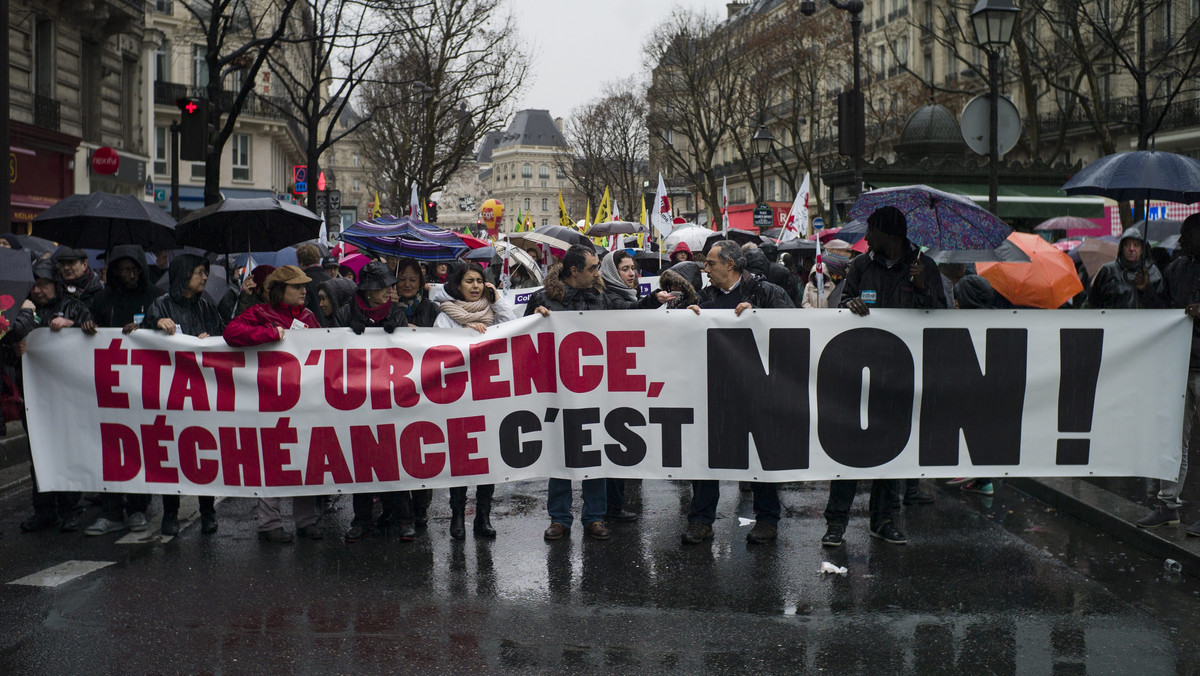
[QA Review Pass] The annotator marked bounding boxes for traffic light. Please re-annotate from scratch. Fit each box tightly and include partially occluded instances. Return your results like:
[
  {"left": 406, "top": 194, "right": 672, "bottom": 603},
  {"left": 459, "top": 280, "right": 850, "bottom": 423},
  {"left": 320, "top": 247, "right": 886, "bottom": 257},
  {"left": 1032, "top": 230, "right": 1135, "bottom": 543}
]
[
  {"left": 178, "top": 98, "right": 207, "bottom": 161},
  {"left": 427, "top": 200, "right": 438, "bottom": 222}
]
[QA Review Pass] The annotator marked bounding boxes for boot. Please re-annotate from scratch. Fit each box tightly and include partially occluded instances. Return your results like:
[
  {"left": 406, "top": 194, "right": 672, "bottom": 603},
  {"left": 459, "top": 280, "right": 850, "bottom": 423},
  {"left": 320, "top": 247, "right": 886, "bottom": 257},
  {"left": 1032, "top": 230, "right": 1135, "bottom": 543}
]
[
  {"left": 474, "top": 499, "right": 496, "bottom": 538},
  {"left": 449, "top": 507, "right": 466, "bottom": 540}
]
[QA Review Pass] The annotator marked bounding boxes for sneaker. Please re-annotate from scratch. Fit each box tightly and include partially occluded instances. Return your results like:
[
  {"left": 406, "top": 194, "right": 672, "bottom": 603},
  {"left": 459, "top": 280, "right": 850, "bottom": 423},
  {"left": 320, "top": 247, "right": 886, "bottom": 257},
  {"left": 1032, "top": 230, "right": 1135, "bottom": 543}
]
[
  {"left": 160, "top": 513, "right": 180, "bottom": 536},
  {"left": 344, "top": 524, "right": 369, "bottom": 543},
  {"left": 200, "top": 514, "right": 218, "bottom": 534},
  {"left": 944, "top": 477, "right": 973, "bottom": 486},
  {"left": 869, "top": 521, "right": 908, "bottom": 545},
  {"left": 20, "top": 512, "right": 59, "bottom": 533},
  {"left": 961, "top": 480, "right": 995, "bottom": 496},
  {"left": 821, "top": 524, "right": 846, "bottom": 547},
  {"left": 125, "top": 511, "right": 148, "bottom": 532},
  {"left": 747, "top": 521, "right": 777, "bottom": 544},
  {"left": 1136, "top": 507, "right": 1180, "bottom": 529},
  {"left": 681, "top": 522, "right": 714, "bottom": 545},
  {"left": 84, "top": 517, "right": 127, "bottom": 536},
  {"left": 258, "top": 527, "right": 294, "bottom": 543},
  {"left": 584, "top": 521, "right": 611, "bottom": 540},
  {"left": 544, "top": 522, "right": 570, "bottom": 540}
]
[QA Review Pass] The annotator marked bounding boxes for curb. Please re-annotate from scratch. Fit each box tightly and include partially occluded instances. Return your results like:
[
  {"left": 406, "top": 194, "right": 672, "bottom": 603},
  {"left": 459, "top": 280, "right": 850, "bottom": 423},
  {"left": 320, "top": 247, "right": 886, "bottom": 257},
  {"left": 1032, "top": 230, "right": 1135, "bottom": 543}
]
[{"left": 1009, "top": 477, "right": 1200, "bottom": 579}]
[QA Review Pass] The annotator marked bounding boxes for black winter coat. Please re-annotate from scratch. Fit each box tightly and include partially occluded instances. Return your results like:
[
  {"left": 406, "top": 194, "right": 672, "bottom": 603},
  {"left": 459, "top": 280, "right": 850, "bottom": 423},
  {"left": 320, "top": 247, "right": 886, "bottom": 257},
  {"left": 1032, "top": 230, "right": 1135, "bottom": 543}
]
[
  {"left": 89, "top": 245, "right": 160, "bottom": 328},
  {"left": 142, "top": 254, "right": 227, "bottom": 337},
  {"left": 523, "top": 263, "right": 613, "bottom": 314},
  {"left": 1161, "top": 254, "right": 1200, "bottom": 370},
  {"left": 839, "top": 245, "right": 946, "bottom": 310},
  {"left": 696, "top": 271, "right": 795, "bottom": 309},
  {"left": 337, "top": 296, "right": 410, "bottom": 333}
]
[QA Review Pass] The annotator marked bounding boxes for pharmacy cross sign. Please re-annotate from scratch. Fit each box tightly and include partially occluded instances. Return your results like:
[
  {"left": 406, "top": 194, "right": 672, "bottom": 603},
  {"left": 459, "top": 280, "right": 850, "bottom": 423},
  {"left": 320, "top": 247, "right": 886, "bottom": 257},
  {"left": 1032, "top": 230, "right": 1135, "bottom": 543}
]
[{"left": 184, "top": 101, "right": 198, "bottom": 114}]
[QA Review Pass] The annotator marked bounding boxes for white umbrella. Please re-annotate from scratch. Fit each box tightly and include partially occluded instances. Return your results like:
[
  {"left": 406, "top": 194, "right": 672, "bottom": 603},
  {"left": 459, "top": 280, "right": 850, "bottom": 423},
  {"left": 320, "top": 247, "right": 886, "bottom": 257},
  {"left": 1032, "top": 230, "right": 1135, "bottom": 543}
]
[
  {"left": 663, "top": 224, "right": 711, "bottom": 252},
  {"left": 494, "top": 238, "right": 545, "bottom": 283}
]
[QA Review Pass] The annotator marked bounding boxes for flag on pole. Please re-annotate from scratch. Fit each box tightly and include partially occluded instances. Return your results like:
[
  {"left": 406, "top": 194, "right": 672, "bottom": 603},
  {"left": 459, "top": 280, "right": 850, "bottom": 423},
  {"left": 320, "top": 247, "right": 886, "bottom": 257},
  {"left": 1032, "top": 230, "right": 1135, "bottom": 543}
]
[
  {"left": 558, "top": 191, "right": 573, "bottom": 227},
  {"left": 500, "top": 250, "right": 511, "bottom": 292},
  {"left": 777, "top": 172, "right": 810, "bottom": 244},
  {"left": 409, "top": 183, "right": 419, "bottom": 218},
  {"left": 371, "top": 193, "right": 382, "bottom": 219},
  {"left": 421, "top": 201, "right": 429, "bottom": 222},
  {"left": 814, "top": 228, "right": 826, "bottom": 307},
  {"left": 318, "top": 213, "right": 329, "bottom": 247},
  {"left": 594, "top": 187, "right": 611, "bottom": 224},
  {"left": 525, "top": 213, "right": 535, "bottom": 231},
  {"left": 611, "top": 199, "right": 621, "bottom": 222},
  {"left": 652, "top": 173, "right": 672, "bottom": 263},
  {"left": 721, "top": 176, "right": 729, "bottom": 236},
  {"left": 638, "top": 195, "right": 648, "bottom": 250},
  {"left": 238, "top": 254, "right": 257, "bottom": 282},
  {"left": 584, "top": 199, "right": 592, "bottom": 228},
  {"left": 513, "top": 209, "right": 524, "bottom": 233}
]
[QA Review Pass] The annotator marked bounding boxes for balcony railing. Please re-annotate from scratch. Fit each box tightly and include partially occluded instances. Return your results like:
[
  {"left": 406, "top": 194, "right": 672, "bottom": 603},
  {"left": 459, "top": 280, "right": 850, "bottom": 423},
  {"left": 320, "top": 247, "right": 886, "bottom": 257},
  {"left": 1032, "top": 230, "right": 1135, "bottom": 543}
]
[
  {"left": 154, "top": 80, "right": 292, "bottom": 121},
  {"left": 34, "top": 94, "right": 60, "bottom": 132}
]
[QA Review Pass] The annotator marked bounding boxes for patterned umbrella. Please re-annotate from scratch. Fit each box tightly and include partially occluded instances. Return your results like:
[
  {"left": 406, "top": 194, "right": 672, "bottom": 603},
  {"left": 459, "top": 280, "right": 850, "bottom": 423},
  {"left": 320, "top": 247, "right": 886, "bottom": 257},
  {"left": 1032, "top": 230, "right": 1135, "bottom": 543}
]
[
  {"left": 338, "top": 215, "right": 468, "bottom": 261},
  {"left": 848, "top": 185, "right": 1012, "bottom": 251}
]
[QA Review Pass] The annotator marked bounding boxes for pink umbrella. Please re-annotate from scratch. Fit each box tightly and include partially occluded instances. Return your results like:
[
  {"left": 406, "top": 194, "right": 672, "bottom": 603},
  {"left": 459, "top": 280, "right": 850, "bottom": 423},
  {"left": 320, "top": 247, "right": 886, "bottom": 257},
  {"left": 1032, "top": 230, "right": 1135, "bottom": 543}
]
[
  {"left": 808, "top": 227, "right": 842, "bottom": 242},
  {"left": 338, "top": 253, "right": 371, "bottom": 281},
  {"left": 1052, "top": 238, "right": 1084, "bottom": 253}
]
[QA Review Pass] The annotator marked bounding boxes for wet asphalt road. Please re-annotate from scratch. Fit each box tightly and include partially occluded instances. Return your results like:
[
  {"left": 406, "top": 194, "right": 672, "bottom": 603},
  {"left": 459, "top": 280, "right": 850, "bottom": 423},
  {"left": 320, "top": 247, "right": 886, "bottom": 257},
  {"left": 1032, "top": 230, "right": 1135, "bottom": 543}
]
[{"left": 0, "top": 477, "right": 1198, "bottom": 674}]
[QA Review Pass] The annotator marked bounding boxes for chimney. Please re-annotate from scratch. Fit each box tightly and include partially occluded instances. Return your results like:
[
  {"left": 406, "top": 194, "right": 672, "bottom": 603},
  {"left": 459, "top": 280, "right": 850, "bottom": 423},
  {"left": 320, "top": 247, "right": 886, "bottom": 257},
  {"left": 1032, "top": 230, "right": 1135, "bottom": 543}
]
[{"left": 554, "top": 117, "right": 563, "bottom": 133}]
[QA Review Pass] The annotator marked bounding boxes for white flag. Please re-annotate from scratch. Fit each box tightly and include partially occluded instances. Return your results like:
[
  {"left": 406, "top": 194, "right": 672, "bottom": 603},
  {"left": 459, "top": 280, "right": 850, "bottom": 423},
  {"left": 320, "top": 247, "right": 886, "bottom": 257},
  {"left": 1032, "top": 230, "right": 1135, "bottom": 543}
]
[
  {"left": 318, "top": 213, "right": 329, "bottom": 247},
  {"left": 409, "top": 182, "right": 419, "bottom": 218},
  {"left": 652, "top": 173, "right": 673, "bottom": 239},
  {"left": 721, "top": 176, "right": 729, "bottom": 237},
  {"left": 777, "top": 172, "right": 810, "bottom": 244}
]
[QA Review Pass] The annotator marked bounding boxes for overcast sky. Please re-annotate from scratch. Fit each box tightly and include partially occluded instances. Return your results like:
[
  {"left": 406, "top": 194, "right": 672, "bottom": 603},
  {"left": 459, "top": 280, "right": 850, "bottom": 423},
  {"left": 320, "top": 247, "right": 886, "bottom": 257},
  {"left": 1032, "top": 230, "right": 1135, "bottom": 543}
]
[{"left": 504, "top": 0, "right": 730, "bottom": 118}]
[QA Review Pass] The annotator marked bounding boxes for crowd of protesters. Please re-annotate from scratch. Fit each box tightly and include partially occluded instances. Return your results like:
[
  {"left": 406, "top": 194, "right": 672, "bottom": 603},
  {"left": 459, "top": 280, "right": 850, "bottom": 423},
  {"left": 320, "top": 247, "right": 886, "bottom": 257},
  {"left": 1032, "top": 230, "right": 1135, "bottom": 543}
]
[{"left": 2, "top": 208, "right": 1200, "bottom": 549}]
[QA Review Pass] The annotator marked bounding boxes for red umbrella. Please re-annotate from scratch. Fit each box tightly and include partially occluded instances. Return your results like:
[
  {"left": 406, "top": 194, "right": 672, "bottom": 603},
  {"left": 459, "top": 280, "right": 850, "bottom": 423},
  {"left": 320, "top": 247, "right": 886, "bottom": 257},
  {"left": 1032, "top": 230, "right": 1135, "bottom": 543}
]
[
  {"left": 455, "top": 232, "right": 491, "bottom": 250},
  {"left": 807, "top": 227, "right": 842, "bottom": 242}
]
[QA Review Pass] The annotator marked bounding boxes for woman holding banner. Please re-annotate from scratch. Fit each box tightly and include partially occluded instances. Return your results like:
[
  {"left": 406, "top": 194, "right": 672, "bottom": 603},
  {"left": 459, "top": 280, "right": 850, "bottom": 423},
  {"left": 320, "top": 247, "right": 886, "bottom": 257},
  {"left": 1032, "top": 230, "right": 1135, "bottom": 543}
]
[
  {"left": 224, "top": 265, "right": 325, "bottom": 544},
  {"left": 432, "top": 262, "right": 514, "bottom": 539},
  {"left": 336, "top": 262, "right": 419, "bottom": 543}
]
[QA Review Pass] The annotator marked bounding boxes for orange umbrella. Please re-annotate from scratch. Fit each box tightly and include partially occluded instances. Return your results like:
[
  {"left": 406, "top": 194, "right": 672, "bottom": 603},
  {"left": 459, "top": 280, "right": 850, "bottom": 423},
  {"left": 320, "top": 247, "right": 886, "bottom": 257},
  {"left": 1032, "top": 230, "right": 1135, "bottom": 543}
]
[{"left": 976, "top": 232, "right": 1084, "bottom": 309}]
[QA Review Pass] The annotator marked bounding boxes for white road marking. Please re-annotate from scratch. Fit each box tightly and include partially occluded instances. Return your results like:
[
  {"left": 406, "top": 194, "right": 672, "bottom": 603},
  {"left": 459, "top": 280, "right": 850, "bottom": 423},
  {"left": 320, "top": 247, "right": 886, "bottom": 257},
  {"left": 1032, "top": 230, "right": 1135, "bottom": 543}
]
[{"left": 9, "top": 560, "right": 115, "bottom": 587}]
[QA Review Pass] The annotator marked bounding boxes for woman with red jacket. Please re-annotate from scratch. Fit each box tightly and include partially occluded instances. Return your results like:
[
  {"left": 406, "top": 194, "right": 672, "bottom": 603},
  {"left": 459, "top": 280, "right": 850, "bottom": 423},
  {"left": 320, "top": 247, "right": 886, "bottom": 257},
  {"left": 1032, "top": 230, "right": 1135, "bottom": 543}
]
[{"left": 223, "top": 265, "right": 324, "bottom": 543}]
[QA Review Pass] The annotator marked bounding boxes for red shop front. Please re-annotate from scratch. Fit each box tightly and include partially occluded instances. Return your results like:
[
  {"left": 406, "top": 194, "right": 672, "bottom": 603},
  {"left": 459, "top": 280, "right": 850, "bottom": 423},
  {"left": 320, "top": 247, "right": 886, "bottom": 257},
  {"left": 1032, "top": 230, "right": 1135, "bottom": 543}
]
[{"left": 8, "top": 120, "right": 79, "bottom": 234}]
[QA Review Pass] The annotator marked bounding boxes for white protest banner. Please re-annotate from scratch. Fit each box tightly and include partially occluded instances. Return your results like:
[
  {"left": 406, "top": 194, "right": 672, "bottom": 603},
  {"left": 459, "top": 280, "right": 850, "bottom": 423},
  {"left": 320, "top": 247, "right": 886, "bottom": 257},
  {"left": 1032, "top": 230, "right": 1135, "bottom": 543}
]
[{"left": 22, "top": 309, "right": 1190, "bottom": 497}]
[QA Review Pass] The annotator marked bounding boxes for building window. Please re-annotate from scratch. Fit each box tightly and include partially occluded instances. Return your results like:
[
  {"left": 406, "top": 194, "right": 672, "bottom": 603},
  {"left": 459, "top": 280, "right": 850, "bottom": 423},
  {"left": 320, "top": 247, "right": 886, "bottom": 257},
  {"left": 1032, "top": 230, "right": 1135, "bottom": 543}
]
[
  {"left": 352, "top": 154, "right": 360, "bottom": 166},
  {"left": 154, "top": 0, "right": 173, "bottom": 13},
  {"left": 542, "top": 218, "right": 548, "bottom": 227},
  {"left": 524, "top": 198, "right": 531, "bottom": 211},
  {"left": 556, "top": 167, "right": 566, "bottom": 179},
  {"left": 193, "top": 45, "right": 208, "bottom": 87},
  {"left": 155, "top": 40, "right": 172, "bottom": 82},
  {"left": 541, "top": 198, "right": 548, "bottom": 211},
  {"left": 923, "top": 51, "right": 934, "bottom": 81},
  {"left": 191, "top": 163, "right": 205, "bottom": 180},
  {"left": 539, "top": 164, "right": 549, "bottom": 178},
  {"left": 521, "top": 163, "right": 532, "bottom": 178},
  {"left": 154, "top": 126, "right": 170, "bottom": 175},
  {"left": 34, "top": 18, "right": 54, "bottom": 98},
  {"left": 231, "top": 134, "right": 250, "bottom": 180},
  {"left": 353, "top": 178, "right": 360, "bottom": 191}
]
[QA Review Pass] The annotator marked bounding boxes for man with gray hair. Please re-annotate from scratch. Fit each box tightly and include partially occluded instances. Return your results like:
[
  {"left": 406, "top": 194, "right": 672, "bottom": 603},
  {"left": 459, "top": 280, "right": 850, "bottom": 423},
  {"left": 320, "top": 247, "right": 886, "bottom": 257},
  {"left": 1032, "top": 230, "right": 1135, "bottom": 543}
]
[{"left": 683, "top": 240, "right": 794, "bottom": 545}]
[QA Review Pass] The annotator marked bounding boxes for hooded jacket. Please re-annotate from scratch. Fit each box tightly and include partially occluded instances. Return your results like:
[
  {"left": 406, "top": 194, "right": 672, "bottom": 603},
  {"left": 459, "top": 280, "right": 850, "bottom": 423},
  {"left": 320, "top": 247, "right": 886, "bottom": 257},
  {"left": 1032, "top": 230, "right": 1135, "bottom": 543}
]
[
  {"left": 143, "top": 254, "right": 227, "bottom": 337},
  {"left": 317, "top": 278, "right": 356, "bottom": 328},
  {"left": 523, "top": 262, "right": 613, "bottom": 314},
  {"left": 599, "top": 253, "right": 660, "bottom": 310},
  {"left": 658, "top": 263, "right": 699, "bottom": 309},
  {"left": 670, "top": 241, "right": 693, "bottom": 261},
  {"left": 31, "top": 260, "right": 94, "bottom": 327},
  {"left": 746, "top": 247, "right": 800, "bottom": 306},
  {"left": 1088, "top": 226, "right": 1165, "bottom": 309},
  {"left": 696, "top": 270, "right": 794, "bottom": 309},
  {"left": 839, "top": 243, "right": 946, "bottom": 310},
  {"left": 90, "top": 245, "right": 161, "bottom": 328}
]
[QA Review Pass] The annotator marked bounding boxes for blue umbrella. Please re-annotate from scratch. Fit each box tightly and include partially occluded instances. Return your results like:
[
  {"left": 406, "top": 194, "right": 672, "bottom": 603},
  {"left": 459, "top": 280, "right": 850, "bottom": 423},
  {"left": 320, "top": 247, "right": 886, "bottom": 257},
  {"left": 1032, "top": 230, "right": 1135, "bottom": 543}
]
[
  {"left": 848, "top": 185, "right": 1012, "bottom": 250},
  {"left": 339, "top": 215, "right": 468, "bottom": 261},
  {"left": 1063, "top": 151, "right": 1200, "bottom": 204}
]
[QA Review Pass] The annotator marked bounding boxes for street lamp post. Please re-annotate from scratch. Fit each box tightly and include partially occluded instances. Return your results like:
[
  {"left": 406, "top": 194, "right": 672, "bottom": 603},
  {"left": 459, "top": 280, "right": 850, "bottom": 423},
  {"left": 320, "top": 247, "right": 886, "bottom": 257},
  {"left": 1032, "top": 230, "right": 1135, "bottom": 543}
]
[
  {"left": 801, "top": 0, "right": 864, "bottom": 200},
  {"left": 970, "top": 0, "right": 1020, "bottom": 215},
  {"left": 751, "top": 124, "right": 775, "bottom": 205}
]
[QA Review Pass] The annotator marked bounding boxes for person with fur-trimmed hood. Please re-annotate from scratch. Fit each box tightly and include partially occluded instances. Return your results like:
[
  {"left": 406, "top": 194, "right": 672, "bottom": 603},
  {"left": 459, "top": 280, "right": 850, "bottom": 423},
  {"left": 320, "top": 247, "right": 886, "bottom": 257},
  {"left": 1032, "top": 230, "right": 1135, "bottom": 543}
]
[
  {"left": 657, "top": 261, "right": 702, "bottom": 309},
  {"left": 525, "top": 245, "right": 615, "bottom": 541}
]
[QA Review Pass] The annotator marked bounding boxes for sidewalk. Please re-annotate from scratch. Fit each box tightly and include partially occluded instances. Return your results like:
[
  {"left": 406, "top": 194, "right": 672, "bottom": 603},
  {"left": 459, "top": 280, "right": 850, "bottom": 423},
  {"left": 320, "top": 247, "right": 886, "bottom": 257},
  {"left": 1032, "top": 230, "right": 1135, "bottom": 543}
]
[{"left": 0, "top": 422, "right": 30, "bottom": 492}]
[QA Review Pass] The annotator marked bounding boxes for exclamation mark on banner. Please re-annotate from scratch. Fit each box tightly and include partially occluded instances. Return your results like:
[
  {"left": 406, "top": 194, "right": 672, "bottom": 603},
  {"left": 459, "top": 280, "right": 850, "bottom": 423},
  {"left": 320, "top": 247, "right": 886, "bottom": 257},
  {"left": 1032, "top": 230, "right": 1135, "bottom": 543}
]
[{"left": 1057, "top": 329, "right": 1104, "bottom": 465}]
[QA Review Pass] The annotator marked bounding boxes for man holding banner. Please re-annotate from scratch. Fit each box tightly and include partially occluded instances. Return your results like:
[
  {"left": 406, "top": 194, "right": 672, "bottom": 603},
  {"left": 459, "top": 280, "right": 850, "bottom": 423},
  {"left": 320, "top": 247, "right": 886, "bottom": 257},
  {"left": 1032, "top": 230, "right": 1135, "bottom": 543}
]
[
  {"left": 525, "top": 245, "right": 615, "bottom": 541},
  {"left": 684, "top": 240, "right": 794, "bottom": 545}
]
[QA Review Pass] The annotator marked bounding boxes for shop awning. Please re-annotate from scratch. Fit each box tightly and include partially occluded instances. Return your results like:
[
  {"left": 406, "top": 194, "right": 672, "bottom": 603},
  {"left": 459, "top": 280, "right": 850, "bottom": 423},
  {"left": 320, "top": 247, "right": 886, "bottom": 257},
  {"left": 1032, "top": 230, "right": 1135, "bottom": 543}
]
[{"left": 867, "top": 182, "right": 1105, "bottom": 220}]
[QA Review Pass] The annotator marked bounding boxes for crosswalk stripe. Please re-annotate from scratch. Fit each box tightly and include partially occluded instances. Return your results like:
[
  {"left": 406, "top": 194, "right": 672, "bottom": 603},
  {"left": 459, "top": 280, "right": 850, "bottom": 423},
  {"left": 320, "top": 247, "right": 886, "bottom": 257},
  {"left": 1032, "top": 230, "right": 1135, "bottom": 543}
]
[{"left": 8, "top": 560, "right": 115, "bottom": 587}]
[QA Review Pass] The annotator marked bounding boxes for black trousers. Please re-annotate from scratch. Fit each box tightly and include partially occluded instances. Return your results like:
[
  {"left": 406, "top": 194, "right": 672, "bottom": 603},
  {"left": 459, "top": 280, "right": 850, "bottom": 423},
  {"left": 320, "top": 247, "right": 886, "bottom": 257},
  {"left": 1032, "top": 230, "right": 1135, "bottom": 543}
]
[
  {"left": 824, "top": 479, "right": 901, "bottom": 528},
  {"left": 352, "top": 492, "right": 415, "bottom": 526},
  {"left": 29, "top": 461, "right": 79, "bottom": 517},
  {"left": 449, "top": 484, "right": 494, "bottom": 509},
  {"left": 162, "top": 494, "right": 215, "bottom": 517}
]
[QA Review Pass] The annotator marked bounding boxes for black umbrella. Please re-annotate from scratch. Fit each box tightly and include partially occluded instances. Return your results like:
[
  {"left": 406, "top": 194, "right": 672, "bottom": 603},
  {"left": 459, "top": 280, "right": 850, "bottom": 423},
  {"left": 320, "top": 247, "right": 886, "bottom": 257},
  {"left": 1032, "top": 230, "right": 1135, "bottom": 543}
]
[
  {"left": 0, "top": 248, "right": 34, "bottom": 322},
  {"left": 465, "top": 246, "right": 497, "bottom": 261},
  {"left": 1130, "top": 218, "right": 1182, "bottom": 243},
  {"left": 927, "top": 239, "right": 1031, "bottom": 264},
  {"left": 31, "top": 192, "right": 177, "bottom": 251},
  {"left": 176, "top": 197, "right": 322, "bottom": 253},
  {"left": 517, "top": 225, "right": 597, "bottom": 252},
  {"left": 12, "top": 234, "right": 57, "bottom": 258},
  {"left": 1063, "top": 151, "right": 1200, "bottom": 204}
]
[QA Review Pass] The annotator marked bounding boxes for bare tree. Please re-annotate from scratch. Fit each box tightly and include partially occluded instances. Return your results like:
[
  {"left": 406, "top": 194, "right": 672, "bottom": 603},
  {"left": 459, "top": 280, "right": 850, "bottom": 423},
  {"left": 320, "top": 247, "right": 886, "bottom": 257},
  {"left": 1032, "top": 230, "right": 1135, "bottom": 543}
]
[
  {"left": 645, "top": 10, "right": 741, "bottom": 224},
  {"left": 264, "top": 0, "right": 416, "bottom": 214},
  {"left": 356, "top": 0, "right": 530, "bottom": 215},
  {"left": 560, "top": 79, "right": 650, "bottom": 219},
  {"left": 180, "top": 0, "right": 307, "bottom": 205}
]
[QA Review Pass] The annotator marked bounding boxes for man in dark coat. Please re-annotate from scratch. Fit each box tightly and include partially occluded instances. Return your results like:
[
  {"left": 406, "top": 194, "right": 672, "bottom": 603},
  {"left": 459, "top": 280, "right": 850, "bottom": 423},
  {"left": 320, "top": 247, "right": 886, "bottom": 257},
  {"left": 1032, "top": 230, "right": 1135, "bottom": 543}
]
[
  {"left": 19, "top": 260, "right": 97, "bottom": 533},
  {"left": 296, "top": 243, "right": 331, "bottom": 317},
  {"left": 525, "top": 245, "right": 614, "bottom": 541},
  {"left": 824, "top": 206, "right": 945, "bottom": 548},
  {"left": 82, "top": 245, "right": 160, "bottom": 536},
  {"left": 1140, "top": 213, "right": 1200, "bottom": 531},
  {"left": 683, "top": 240, "right": 794, "bottom": 545},
  {"left": 54, "top": 247, "right": 105, "bottom": 307},
  {"left": 1088, "top": 225, "right": 1164, "bottom": 309}
]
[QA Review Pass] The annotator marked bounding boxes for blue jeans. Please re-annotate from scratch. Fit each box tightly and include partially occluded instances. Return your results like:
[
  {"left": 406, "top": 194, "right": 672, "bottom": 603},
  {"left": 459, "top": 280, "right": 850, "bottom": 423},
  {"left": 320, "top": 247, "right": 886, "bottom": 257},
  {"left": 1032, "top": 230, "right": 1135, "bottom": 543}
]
[
  {"left": 688, "top": 480, "right": 781, "bottom": 525},
  {"left": 547, "top": 478, "right": 606, "bottom": 528}
]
